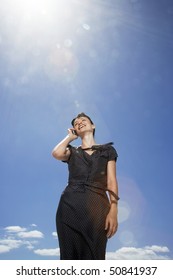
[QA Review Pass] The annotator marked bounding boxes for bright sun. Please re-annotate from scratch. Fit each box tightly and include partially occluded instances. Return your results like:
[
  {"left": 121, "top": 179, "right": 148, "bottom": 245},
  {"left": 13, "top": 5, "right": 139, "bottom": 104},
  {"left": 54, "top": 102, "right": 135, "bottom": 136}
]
[
  {"left": 2, "top": 0, "right": 90, "bottom": 83},
  {"left": 9, "top": 0, "right": 74, "bottom": 28}
]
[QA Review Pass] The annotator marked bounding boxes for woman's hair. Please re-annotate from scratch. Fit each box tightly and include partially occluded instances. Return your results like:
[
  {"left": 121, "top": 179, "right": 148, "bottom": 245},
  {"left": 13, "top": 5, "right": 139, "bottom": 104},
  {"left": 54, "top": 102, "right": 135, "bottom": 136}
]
[{"left": 71, "top": 112, "right": 95, "bottom": 136}]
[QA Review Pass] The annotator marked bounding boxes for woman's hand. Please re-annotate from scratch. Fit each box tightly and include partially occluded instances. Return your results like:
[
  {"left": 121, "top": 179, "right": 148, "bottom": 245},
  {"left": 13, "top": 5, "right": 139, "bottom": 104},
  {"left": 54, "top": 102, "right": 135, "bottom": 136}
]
[
  {"left": 105, "top": 207, "right": 118, "bottom": 238},
  {"left": 68, "top": 128, "right": 78, "bottom": 141}
]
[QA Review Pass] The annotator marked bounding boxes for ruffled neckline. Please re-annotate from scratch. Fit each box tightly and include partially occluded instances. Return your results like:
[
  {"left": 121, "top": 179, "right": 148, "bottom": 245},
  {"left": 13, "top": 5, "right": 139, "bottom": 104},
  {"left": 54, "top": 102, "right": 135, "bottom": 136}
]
[{"left": 80, "top": 142, "right": 114, "bottom": 151}]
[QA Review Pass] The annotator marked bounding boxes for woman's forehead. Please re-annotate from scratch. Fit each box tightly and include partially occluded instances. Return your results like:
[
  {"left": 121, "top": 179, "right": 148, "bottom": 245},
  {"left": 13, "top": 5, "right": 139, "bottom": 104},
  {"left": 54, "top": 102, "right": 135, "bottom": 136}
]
[
  {"left": 71, "top": 113, "right": 94, "bottom": 126},
  {"left": 74, "top": 116, "right": 88, "bottom": 124}
]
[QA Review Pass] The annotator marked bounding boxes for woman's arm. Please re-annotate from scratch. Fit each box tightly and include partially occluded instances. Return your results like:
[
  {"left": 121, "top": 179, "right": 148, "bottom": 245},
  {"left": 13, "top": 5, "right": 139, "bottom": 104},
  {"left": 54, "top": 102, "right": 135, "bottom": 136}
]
[
  {"left": 52, "top": 129, "right": 77, "bottom": 161},
  {"left": 105, "top": 160, "right": 119, "bottom": 238}
]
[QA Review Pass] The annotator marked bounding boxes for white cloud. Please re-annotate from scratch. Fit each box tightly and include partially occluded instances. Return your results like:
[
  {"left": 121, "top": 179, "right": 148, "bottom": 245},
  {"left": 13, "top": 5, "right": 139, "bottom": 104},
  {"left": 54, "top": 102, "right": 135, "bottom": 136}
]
[
  {"left": 1, "top": 225, "right": 171, "bottom": 260},
  {"left": 34, "top": 248, "right": 60, "bottom": 257},
  {"left": 0, "top": 239, "right": 23, "bottom": 249},
  {"left": 106, "top": 246, "right": 170, "bottom": 260},
  {"left": 30, "top": 224, "right": 37, "bottom": 227},
  {"left": 33, "top": 245, "right": 171, "bottom": 259},
  {"left": 0, "top": 225, "right": 44, "bottom": 255},
  {"left": 0, "top": 245, "right": 11, "bottom": 253},
  {"left": 17, "top": 230, "right": 44, "bottom": 239},
  {"left": 0, "top": 239, "right": 23, "bottom": 254},
  {"left": 25, "top": 241, "right": 38, "bottom": 250},
  {"left": 4, "top": 226, "right": 27, "bottom": 233},
  {"left": 4, "top": 225, "right": 44, "bottom": 239},
  {"left": 52, "top": 232, "right": 57, "bottom": 239},
  {"left": 145, "top": 245, "right": 169, "bottom": 253},
  {"left": 0, "top": 238, "right": 39, "bottom": 254}
]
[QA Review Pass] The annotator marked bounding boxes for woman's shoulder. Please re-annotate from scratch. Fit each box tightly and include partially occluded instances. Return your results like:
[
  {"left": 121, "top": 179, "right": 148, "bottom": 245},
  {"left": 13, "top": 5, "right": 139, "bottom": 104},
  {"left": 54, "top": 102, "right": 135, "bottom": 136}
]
[
  {"left": 99, "top": 142, "right": 118, "bottom": 161},
  {"left": 94, "top": 142, "right": 114, "bottom": 150}
]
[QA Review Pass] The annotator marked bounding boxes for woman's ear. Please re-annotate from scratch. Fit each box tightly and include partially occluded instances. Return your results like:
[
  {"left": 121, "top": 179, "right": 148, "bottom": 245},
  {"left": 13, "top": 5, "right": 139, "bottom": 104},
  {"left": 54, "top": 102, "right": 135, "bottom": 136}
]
[{"left": 92, "top": 124, "right": 95, "bottom": 130}]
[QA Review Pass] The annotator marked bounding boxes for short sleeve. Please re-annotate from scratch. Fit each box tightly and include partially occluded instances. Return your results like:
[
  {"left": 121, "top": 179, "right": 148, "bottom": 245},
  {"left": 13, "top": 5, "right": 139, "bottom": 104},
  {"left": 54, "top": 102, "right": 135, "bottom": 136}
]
[
  {"left": 62, "top": 144, "right": 72, "bottom": 163},
  {"left": 108, "top": 146, "right": 118, "bottom": 162}
]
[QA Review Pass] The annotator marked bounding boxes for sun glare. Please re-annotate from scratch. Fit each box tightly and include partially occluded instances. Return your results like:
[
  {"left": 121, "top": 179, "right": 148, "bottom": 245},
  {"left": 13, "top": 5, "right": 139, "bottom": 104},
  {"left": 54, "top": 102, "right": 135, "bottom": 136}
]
[
  {"left": 2, "top": 0, "right": 92, "bottom": 84},
  {"left": 10, "top": 0, "right": 73, "bottom": 25}
]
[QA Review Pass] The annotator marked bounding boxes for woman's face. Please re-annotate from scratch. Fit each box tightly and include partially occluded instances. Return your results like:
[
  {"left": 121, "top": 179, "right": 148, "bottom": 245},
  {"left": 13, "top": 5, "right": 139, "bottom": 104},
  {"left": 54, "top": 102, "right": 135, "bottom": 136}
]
[{"left": 73, "top": 117, "right": 95, "bottom": 135}]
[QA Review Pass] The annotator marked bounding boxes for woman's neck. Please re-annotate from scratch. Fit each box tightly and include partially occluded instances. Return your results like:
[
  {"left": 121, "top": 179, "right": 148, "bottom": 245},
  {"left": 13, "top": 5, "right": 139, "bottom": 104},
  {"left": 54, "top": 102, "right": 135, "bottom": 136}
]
[{"left": 81, "top": 133, "right": 96, "bottom": 149}]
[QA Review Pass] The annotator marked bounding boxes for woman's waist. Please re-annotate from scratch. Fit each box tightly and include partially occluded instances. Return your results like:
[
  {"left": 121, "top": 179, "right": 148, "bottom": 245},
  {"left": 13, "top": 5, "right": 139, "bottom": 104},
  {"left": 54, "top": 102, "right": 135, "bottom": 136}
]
[
  {"left": 66, "top": 180, "right": 119, "bottom": 201},
  {"left": 66, "top": 180, "right": 106, "bottom": 194}
]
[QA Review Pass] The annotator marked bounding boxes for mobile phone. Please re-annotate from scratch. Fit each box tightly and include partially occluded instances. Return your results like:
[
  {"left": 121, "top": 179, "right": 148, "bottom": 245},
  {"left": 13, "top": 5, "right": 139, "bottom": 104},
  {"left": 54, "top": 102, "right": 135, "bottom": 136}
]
[{"left": 72, "top": 130, "right": 77, "bottom": 135}]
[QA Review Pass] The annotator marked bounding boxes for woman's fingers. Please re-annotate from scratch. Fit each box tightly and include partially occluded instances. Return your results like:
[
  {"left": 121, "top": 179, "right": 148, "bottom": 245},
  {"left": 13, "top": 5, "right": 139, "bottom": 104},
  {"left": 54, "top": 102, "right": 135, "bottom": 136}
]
[{"left": 105, "top": 219, "right": 118, "bottom": 238}]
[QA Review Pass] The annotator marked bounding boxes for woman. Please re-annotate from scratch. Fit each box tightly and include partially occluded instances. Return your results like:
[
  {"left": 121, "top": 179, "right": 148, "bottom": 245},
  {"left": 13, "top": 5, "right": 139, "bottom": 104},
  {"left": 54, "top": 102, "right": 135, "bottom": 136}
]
[{"left": 52, "top": 113, "right": 119, "bottom": 260}]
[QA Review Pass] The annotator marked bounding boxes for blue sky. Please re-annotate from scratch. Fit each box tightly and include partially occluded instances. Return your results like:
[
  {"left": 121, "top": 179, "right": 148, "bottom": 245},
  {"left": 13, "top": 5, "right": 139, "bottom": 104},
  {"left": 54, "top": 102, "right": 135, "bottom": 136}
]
[{"left": 0, "top": 0, "right": 173, "bottom": 260}]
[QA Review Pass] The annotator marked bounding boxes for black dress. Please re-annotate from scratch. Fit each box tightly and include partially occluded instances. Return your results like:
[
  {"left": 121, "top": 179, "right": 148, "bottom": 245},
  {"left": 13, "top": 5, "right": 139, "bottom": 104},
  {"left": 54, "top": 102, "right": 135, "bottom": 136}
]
[{"left": 56, "top": 142, "right": 118, "bottom": 260}]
